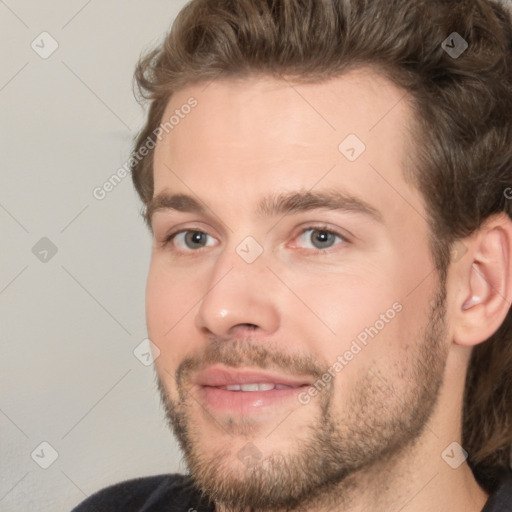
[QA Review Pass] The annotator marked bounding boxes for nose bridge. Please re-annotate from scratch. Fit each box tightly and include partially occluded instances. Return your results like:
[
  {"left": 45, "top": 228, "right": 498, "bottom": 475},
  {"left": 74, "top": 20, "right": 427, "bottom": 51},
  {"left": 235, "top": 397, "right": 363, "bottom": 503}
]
[{"left": 194, "top": 234, "right": 280, "bottom": 335}]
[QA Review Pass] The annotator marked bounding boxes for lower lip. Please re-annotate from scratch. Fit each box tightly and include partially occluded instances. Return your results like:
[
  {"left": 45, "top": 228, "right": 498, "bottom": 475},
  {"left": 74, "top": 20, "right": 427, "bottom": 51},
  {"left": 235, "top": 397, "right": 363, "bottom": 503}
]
[{"left": 197, "top": 385, "right": 308, "bottom": 414}]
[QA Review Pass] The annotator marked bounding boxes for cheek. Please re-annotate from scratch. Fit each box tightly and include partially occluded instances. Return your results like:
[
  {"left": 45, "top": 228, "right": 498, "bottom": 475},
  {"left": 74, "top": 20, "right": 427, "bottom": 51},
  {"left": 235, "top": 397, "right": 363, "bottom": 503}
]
[
  {"left": 145, "top": 264, "right": 170, "bottom": 341},
  {"left": 287, "top": 267, "right": 430, "bottom": 374},
  {"left": 286, "top": 268, "right": 396, "bottom": 344},
  {"left": 146, "top": 255, "right": 201, "bottom": 331},
  {"left": 146, "top": 259, "right": 200, "bottom": 371}
]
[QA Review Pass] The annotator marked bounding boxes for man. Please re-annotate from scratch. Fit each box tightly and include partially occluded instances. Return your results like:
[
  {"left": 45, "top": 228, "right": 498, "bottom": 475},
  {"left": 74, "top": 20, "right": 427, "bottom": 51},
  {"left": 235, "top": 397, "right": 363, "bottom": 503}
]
[{"left": 72, "top": 0, "right": 512, "bottom": 510}]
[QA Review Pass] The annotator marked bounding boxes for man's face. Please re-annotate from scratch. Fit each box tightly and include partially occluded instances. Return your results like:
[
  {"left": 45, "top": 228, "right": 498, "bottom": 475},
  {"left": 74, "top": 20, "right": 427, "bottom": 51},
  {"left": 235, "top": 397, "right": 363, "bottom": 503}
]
[{"left": 146, "top": 70, "right": 450, "bottom": 510}]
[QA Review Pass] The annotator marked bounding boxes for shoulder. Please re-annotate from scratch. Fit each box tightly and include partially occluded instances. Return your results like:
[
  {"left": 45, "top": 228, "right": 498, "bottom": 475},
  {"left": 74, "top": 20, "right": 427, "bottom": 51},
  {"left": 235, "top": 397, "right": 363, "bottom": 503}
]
[
  {"left": 482, "top": 468, "right": 512, "bottom": 512},
  {"left": 70, "top": 472, "right": 213, "bottom": 512}
]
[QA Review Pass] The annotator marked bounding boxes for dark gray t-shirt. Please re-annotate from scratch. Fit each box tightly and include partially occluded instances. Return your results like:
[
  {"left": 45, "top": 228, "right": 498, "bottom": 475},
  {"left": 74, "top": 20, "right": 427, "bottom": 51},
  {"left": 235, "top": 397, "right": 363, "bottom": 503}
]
[{"left": 71, "top": 469, "right": 512, "bottom": 511}]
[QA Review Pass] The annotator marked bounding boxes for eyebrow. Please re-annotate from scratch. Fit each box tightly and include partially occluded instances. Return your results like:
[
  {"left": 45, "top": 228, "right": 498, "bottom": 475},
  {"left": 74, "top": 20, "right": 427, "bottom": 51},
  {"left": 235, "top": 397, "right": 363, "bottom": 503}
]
[{"left": 145, "top": 189, "right": 383, "bottom": 228}]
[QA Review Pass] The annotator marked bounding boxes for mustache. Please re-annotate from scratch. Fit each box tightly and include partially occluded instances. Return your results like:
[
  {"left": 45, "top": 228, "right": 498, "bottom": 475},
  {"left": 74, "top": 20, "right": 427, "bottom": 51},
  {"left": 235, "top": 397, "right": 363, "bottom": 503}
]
[{"left": 175, "top": 338, "right": 326, "bottom": 391}]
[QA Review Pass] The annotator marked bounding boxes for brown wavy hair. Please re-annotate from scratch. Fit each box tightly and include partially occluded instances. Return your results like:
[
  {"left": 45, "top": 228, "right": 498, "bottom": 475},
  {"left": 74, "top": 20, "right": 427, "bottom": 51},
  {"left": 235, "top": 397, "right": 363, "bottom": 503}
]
[{"left": 130, "top": 0, "right": 512, "bottom": 491}]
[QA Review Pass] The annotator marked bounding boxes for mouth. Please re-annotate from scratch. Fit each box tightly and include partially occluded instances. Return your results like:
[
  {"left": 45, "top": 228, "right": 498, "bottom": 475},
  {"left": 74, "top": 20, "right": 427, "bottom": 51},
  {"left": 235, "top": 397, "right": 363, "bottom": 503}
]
[
  {"left": 192, "top": 365, "right": 313, "bottom": 414},
  {"left": 217, "top": 383, "right": 300, "bottom": 391}
]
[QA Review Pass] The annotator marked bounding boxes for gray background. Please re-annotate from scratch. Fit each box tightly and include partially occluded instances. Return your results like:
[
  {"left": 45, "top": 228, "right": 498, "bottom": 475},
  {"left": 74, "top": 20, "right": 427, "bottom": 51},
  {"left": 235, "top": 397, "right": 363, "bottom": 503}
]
[
  {"left": 3, "top": 1, "right": 512, "bottom": 512},
  {"left": 1, "top": 1, "right": 189, "bottom": 511}
]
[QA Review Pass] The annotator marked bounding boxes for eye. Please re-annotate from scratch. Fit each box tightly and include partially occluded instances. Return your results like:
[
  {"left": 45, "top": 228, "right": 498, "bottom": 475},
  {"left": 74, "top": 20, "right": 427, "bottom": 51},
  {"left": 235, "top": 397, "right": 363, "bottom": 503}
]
[
  {"left": 160, "top": 224, "right": 347, "bottom": 254},
  {"left": 163, "top": 230, "right": 217, "bottom": 251},
  {"left": 295, "top": 225, "right": 347, "bottom": 251}
]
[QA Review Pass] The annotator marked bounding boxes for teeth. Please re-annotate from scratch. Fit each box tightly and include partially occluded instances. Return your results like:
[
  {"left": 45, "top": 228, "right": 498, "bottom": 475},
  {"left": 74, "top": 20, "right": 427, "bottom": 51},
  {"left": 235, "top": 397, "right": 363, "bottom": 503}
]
[
  {"left": 221, "top": 383, "right": 287, "bottom": 391},
  {"left": 254, "top": 383, "right": 275, "bottom": 391},
  {"left": 240, "top": 383, "right": 261, "bottom": 391}
]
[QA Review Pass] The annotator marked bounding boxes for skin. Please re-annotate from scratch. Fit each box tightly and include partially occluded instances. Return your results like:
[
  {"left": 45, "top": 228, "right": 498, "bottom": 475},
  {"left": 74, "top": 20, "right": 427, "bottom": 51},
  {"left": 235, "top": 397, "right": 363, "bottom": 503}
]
[{"left": 145, "top": 69, "right": 512, "bottom": 511}]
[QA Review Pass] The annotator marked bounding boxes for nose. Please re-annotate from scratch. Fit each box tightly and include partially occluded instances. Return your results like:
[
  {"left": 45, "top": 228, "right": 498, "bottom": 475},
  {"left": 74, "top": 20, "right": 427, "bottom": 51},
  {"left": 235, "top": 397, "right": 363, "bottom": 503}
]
[{"left": 194, "top": 244, "right": 280, "bottom": 339}]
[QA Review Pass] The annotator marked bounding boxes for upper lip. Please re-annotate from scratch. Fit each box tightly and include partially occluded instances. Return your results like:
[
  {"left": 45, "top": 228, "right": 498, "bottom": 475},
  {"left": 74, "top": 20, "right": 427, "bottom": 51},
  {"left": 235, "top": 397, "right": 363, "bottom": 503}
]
[{"left": 193, "top": 365, "right": 312, "bottom": 388}]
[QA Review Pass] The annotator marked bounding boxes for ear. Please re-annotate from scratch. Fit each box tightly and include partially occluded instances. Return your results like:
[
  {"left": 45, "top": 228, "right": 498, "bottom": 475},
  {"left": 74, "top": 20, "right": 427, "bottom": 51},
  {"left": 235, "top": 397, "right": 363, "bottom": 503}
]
[{"left": 451, "top": 212, "right": 512, "bottom": 347}]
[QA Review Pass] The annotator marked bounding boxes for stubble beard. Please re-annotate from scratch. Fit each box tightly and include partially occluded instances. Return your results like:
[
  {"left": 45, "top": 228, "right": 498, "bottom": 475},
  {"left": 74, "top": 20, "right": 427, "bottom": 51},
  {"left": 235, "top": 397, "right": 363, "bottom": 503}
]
[{"left": 156, "top": 287, "right": 449, "bottom": 511}]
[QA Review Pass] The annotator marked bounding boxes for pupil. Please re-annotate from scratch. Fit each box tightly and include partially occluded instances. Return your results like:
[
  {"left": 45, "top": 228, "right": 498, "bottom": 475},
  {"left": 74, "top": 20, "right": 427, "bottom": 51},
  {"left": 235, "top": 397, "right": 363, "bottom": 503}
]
[
  {"left": 188, "top": 232, "right": 204, "bottom": 247},
  {"left": 314, "top": 230, "right": 333, "bottom": 248}
]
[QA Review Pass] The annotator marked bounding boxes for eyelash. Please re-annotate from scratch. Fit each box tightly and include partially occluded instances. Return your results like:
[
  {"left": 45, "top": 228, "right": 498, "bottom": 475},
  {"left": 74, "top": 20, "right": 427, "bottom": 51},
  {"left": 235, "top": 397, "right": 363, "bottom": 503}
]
[{"left": 159, "top": 224, "right": 349, "bottom": 254}]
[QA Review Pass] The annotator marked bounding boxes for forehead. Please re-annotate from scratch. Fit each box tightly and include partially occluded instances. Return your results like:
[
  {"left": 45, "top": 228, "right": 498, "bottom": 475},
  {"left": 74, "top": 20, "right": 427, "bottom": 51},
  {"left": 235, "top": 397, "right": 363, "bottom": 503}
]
[
  {"left": 157, "top": 69, "right": 412, "bottom": 155},
  {"left": 151, "top": 69, "right": 424, "bottom": 226}
]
